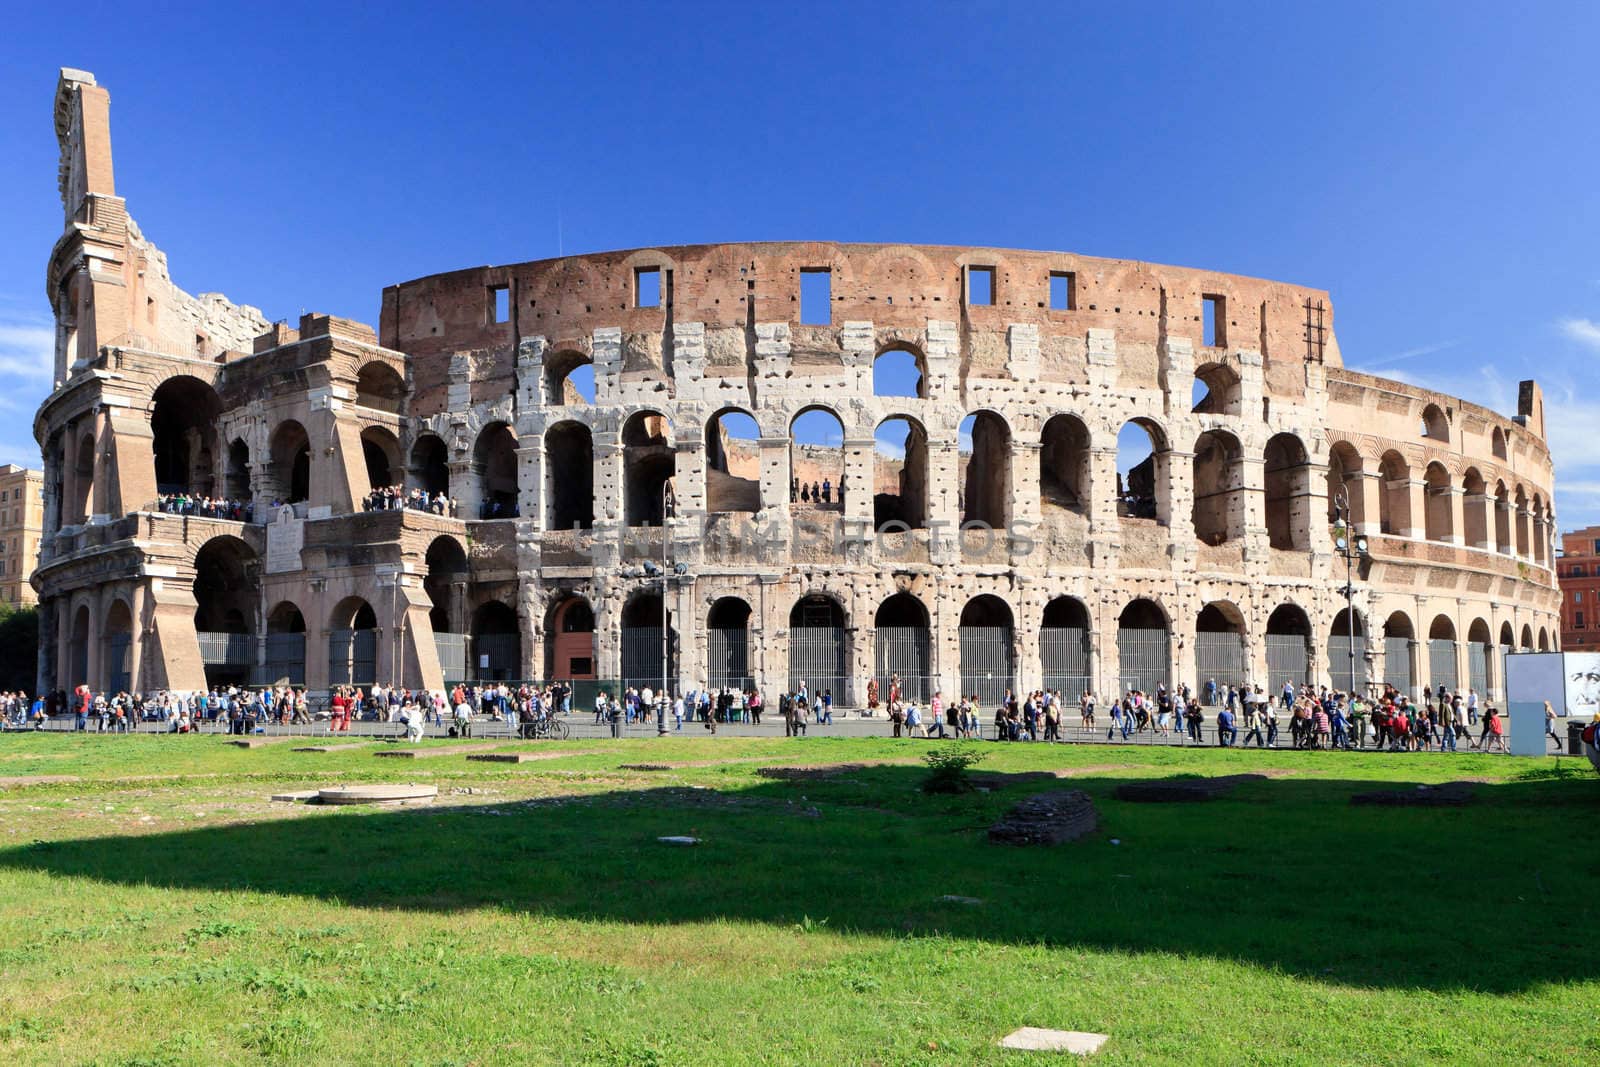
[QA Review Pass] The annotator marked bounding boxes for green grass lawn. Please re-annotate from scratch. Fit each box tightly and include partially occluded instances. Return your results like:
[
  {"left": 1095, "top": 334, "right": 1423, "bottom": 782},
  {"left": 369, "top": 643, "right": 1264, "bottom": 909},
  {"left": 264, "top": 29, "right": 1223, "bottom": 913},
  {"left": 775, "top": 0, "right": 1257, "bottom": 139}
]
[{"left": 0, "top": 735, "right": 1595, "bottom": 1065}]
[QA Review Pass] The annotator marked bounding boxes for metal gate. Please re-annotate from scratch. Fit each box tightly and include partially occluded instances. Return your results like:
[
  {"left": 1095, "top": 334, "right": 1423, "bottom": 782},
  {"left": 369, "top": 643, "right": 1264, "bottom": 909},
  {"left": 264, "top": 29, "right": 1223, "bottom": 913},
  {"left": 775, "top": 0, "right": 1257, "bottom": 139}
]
[
  {"left": 1265, "top": 634, "right": 1310, "bottom": 688},
  {"left": 959, "top": 626, "right": 1013, "bottom": 708},
  {"left": 262, "top": 633, "right": 306, "bottom": 686},
  {"left": 621, "top": 626, "right": 668, "bottom": 694},
  {"left": 1116, "top": 626, "right": 1169, "bottom": 695},
  {"left": 1194, "top": 630, "right": 1245, "bottom": 694},
  {"left": 106, "top": 634, "right": 131, "bottom": 693},
  {"left": 1427, "top": 639, "right": 1458, "bottom": 692},
  {"left": 706, "top": 627, "right": 752, "bottom": 692},
  {"left": 1383, "top": 637, "right": 1414, "bottom": 694},
  {"left": 474, "top": 633, "right": 519, "bottom": 681},
  {"left": 1040, "top": 626, "right": 1090, "bottom": 697},
  {"left": 788, "top": 624, "right": 846, "bottom": 701},
  {"left": 434, "top": 632, "right": 467, "bottom": 681},
  {"left": 1467, "top": 641, "right": 1491, "bottom": 696},
  {"left": 1325, "top": 635, "right": 1369, "bottom": 693},
  {"left": 328, "top": 628, "right": 377, "bottom": 687},
  {"left": 875, "top": 627, "right": 930, "bottom": 703}
]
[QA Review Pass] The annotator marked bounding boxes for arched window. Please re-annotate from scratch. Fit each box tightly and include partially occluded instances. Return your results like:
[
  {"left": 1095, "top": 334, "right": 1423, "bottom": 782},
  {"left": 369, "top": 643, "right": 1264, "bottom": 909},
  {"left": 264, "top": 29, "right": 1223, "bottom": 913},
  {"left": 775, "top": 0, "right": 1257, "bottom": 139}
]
[
  {"left": 1115, "top": 419, "right": 1168, "bottom": 523},
  {"left": 151, "top": 376, "right": 222, "bottom": 496},
  {"left": 360, "top": 427, "right": 403, "bottom": 492},
  {"left": 959, "top": 412, "right": 1011, "bottom": 528},
  {"left": 269, "top": 420, "right": 311, "bottom": 505},
  {"left": 1420, "top": 403, "right": 1449, "bottom": 441},
  {"left": 1377, "top": 451, "right": 1411, "bottom": 536},
  {"left": 1191, "top": 362, "right": 1241, "bottom": 416},
  {"left": 544, "top": 422, "right": 594, "bottom": 530},
  {"left": 706, "top": 410, "right": 761, "bottom": 514},
  {"left": 1263, "top": 433, "right": 1311, "bottom": 551},
  {"left": 545, "top": 350, "right": 595, "bottom": 405},
  {"left": 790, "top": 408, "right": 845, "bottom": 510},
  {"left": 1326, "top": 441, "right": 1364, "bottom": 527},
  {"left": 1039, "top": 414, "right": 1090, "bottom": 515},
  {"left": 1493, "top": 480, "right": 1512, "bottom": 553},
  {"left": 1461, "top": 469, "right": 1488, "bottom": 549},
  {"left": 1423, "top": 462, "right": 1453, "bottom": 542},
  {"left": 1491, "top": 425, "right": 1507, "bottom": 460},
  {"left": 1192, "top": 429, "right": 1245, "bottom": 545},
  {"left": 874, "top": 417, "right": 928, "bottom": 529},
  {"left": 423, "top": 536, "right": 469, "bottom": 635},
  {"left": 409, "top": 434, "right": 450, "bottom": 498},
  {"left": 622, "top": 411, "right": 673, "bottom": 527},
  {"left": 355, "top": 363, "right": 405, "bottom": 413},
  {"left": 873, "top": 347, "right": 925, "bottom": 398},
  {"left": 225, "top": 438, "right": 251, "bottom": 501},
  {"left": 474, "top": 422, "right": 519, "bottom": 519}
]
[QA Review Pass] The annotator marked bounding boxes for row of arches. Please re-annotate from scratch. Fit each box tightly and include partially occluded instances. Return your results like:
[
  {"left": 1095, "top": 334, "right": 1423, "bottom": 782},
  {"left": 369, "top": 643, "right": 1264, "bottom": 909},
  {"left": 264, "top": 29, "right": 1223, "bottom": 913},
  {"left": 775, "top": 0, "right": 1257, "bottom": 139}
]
[{"left": 1326, "top": 441, "right": 1552, "bottom": 563}]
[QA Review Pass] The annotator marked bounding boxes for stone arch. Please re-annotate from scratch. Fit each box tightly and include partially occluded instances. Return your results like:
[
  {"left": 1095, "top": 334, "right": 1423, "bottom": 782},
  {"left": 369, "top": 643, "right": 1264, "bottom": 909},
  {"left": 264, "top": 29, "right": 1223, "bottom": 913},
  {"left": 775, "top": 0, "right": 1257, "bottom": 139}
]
[
  {"left": 1191, "top": 361, "right": 1242, "bottom": 416},
  {"left": 1514, "top": 484, "right": 1530, "bottom": 556},
  {"left": 360, "top": 426, "right": 404, "bottom": 491},
  {"left": 705, "top": 596, "right": 754, "bottom": 691},
  {"left": 1461, "top": 467, "right": 1488, "bottom": 549},
  {"left": 150, "top": 375, "right": 222, "bottom": 496},
  {"left": 103, "top": 597, "right": 134, "bottom": 693},
  {"left": 1326, "top": 440, "right": 1364, "bottom": 526},
  {"left": 706, "top": 407, "right": 761, "bottom": 514},
  {"left": 1532, "top": 493, "right": 1549, "bottom": 566},
  {"left": 265, "top": 600, "right": 307, "bottom": 686},
  {"left": 620, "top": 588, "right": 675, "bottom": 692},
  {"left": 225, "top": 437, "right": 251, "bottom": 501},
  {"left": 546, "top": 348, "right": 594, "bottom": 405},
  {"left": 1263, "top": 431, "right": 1312, "bottom": 551},
  {"left": 1115, "top": 417, "right": 1169, "bottom": 522},
  {"left": 1423, "top": 461, "right": 1453, "bottom": 542},
  {"left": 545, "top": 594, "right": 597, "bottom": 681},
  {"left": 959, "top": 410, "right": 1011, "bottom": 528},
  {"left": 409, "top": 432, "right": 450, "bottom": 498},
  {"left": 1265, "top": 602, "right": 1312, "bottom": 687},
  {"left": 1520, "top": 623, "right": 1534, "bottom": 651},
  {"left": 544, "top": 420, "right": 594, "bottom": 529},
  {"left": 68, "top": 603, "right": 90, "bottom": 687},
  {"left": 68, "top": 428, "right": 95, "bottom": 524},
  {"left": 327, "top": 596, "right": 378, "bottom": 688},
  {"left": 1420, "top": 402, "right": 1449, "bottom": 441},
  {"left": 1377, "top": 450, "right": 1411, "bottom": 536},
  {"left": 874, "top": 591, "right": 931, "bottom": 703},
  {"left": 1494, "top": 479, "right": 1512, "bottom": 553},
  {"left": 354, "top": 361, "right": 405, "bottom": 413},
  {"left": 873, "top": 345, "right": 926, "bottom": 399},
  {"left": 1192, "top": 428, "right": 1245, "bottom": 544},
  {"left": 1538, "top": 626, "right": 1550, "bottom": 652},
  {"left": 790, "top": 406, "right": 846, "bottom": 509},
  {"left": 474, "top": 421, "right": 519, "bottom": 519},
  {"left": 1427, "top": 614, "right": 1459, "bottom": 692},
  {"left": 874, "top": 415, "right": 929, "bottom": 529},
  {"left": 1194, "top": 600, "right": 1247, "bottom": 692},
  {"left": 1040, "top": 413, "right": 1090, "bottom": 515},
  {"left": 472, "top": 600, "right": 521, "bottom": 682},
  {"left": 423, "top": 535, "right": 469, "bottom": 633},
  {"left": 623, "top": 410, "right": 674, "bottom": 527},
  {"left": 1328, "top": 606, "right": 1369, "bottom": 693},
  {"left": 1041, "top": 596, "right": 1092, "bottom": 694},
  {"left": 191, "top": 534, "right": 259, "bottom": 641},
  {"left": 788, "top": 592, "right": 849, "bottom": 700},
  {"left": 1466, "top": 617, "right": 1494, "bottom": 697},
  {"left": 958, "top": 593, "right": 1014, "bottom": 706},
  {"left": 1491, "top": 425, "right": 1507, "bottom": 460},
  {"left": 1117, "top": 597, "right": 1171, "bottom": 694},
  {"left": 268, "top": 420, "right": 311, "bottom": 504}
]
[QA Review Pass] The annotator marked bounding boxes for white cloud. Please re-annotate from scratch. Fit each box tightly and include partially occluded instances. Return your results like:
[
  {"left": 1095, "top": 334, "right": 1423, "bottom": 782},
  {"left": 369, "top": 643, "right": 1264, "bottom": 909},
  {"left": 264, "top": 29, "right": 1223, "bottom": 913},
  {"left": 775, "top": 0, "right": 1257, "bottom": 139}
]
[
  {"left": 0, "top": 322, "right": 54, "bottom": 383},
  {"left": 1559, "top": 317, "right": 1600, "bottom": 351}
]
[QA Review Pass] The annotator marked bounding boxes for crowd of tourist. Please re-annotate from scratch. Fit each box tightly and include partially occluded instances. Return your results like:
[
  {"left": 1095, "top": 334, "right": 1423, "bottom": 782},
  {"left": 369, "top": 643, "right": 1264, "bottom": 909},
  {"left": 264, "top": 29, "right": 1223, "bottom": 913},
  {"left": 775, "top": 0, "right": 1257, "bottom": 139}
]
[
  {"left": 156, "top": 493, "right": 255, "bottom": 522},
  {"left": 361, "top": 485, "right": 457, "bottom": 516}
]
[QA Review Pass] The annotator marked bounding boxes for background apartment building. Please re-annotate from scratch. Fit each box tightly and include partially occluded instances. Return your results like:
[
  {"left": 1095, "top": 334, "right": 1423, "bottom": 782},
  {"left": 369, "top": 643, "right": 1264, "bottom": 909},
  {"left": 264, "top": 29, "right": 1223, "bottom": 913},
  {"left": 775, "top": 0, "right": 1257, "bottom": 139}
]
[{"left": 0, "top": 464, "right": 44, "bottom": 607}]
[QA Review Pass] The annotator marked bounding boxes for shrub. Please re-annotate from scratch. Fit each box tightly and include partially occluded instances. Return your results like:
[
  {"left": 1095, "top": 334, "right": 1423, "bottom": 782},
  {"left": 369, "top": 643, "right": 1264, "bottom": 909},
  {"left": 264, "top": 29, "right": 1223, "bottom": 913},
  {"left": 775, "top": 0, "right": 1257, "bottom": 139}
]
[{"left": 921, "top": 745, "right": 986, "bottom": 793}]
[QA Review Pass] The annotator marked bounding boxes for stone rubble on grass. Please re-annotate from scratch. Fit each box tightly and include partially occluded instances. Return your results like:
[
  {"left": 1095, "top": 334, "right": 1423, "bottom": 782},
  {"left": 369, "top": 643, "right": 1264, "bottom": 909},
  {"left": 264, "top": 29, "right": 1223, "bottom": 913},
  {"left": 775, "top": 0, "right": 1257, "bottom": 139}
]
[
  {"left": 999, "top": 1027, "right": 1109, "bottom": 1055},
  {"left": 987, "top": 790, "right": 1098, "bottom": 846},
  {"left": 940, "top": 895, "right": 984, "bottom": 905},
  {"left": 658, "top": 835, "right": 700, "bottom": 846}
]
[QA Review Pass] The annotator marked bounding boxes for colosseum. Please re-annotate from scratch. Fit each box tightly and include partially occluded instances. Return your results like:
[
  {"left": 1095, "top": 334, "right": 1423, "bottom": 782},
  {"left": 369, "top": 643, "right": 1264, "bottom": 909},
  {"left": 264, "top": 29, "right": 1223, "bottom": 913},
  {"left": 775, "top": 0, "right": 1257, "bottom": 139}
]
[{"left": 33, "top": 69, "right": 1563, "bottom": 708}]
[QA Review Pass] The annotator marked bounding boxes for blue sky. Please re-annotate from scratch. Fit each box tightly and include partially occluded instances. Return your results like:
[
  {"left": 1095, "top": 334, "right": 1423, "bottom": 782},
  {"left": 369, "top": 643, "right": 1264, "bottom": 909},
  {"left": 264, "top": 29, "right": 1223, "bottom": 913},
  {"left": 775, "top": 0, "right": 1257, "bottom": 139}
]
[{"left": 1, "top": 2, "right": 1596, "bottom": 525}]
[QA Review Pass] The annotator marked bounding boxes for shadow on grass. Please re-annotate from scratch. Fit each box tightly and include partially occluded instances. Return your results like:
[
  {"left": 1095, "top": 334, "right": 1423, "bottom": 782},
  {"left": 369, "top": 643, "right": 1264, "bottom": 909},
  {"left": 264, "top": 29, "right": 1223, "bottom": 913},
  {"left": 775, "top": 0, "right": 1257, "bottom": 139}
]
[{"left": 2, "top": 764, "right": 1596, "bottom": 994}]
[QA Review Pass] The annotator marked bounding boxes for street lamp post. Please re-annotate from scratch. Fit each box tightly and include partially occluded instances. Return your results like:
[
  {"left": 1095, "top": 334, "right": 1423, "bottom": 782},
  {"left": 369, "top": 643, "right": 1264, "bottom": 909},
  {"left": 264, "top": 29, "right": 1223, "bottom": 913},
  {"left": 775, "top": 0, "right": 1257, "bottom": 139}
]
[
  {"left": 644, "top": 481, "right": 679, "bottom": 737},
  {"left": 1332, "top": 492, "right": 1370, "bottom": 697}
]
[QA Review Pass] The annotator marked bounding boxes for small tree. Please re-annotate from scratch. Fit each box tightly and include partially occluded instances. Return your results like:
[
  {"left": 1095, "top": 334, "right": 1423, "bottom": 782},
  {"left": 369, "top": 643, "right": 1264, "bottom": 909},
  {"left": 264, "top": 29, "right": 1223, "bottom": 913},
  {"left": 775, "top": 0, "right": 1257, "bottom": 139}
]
[
  {"left": 921, "top": 744, "right": 986, "bottom": 794},
  {"left": 0, "top": 604, "right": 38, "bottom": 691}
]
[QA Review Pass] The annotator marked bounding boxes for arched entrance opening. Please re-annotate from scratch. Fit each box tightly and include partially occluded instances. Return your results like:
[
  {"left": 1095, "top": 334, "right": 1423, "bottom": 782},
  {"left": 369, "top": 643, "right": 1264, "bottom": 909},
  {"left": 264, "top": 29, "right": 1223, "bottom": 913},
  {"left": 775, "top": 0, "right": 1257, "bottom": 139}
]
[
  {"left": 789, "top": 408, "right": 846, "bottom": 510},
  {"left": 68, "top": 605, "right": 89, "bottom": 688},
  {"left": 545, "top": 421, "right": 594, "bottom": 529},
  {"left": 1192, "top": 429, "right": 1245, "bottom": 545},
  {"left": 1514, "top": 485, "right": 1530, "bottom": 557},
  {"left": 1537, "top": 626, "right": 1550, "bottom": 652},
  {"left": 1039, "top": 414, "right": 1090, "bottom": 516},
  {"left": 706, "top": 597, "right": 754, "bottom": 692},
  {"left": 355, "top": 362, "right": 405, "bottom": 413},
  {"left": 424, "top": 536, "right": 469, "bottom": 678},
  {"left": 874, "top": 592, "right": 931, "bottom": 704},
  {"left": 264, "top": 601, "right": 306, "bottom": 686},
  {"left": 1423, "top": 462, "right": 1454, "bottom": 542},
  {"left": 1383, "top": 612, "right": 1416, "bottom": 695},
  {"left": 361, "top": 427, "right": 403, "bottom": 492},
  {"left": 68, "top": 430, "right": 95, "bottom": 524},
  {"left": 1194, "top": 601, "right": 1246, "bottom": 694},
  {"left": 409, "top": 433, "right": 450, "bottom": 498},
  {"left": 623, "top": 411, "right": 673, "bottom": 527},
  {"left": 959, "top": 594, "right": 1014, "bottom": 707},
  {"left": 1494, "top": 481, "right": 1512, "bottom": 553},
  {"left": 1427, "top": 615, "right": 1458, "bottom": 693},
  {"left": 472, "top": 601, "right": 520, "bottom": 682},
  {"left": 1467, "top": 618, "right": 1493, "bottom": 699},
  {"left": 328, "top": 597, "right": 377, "bottom": 689},
  {"left": 1191, "top": 362, "right": 1242, "bottom": 415},
  {"left": 1264, "top": 432, "right": 1311, "bottom": 551},
  {"left": 620, "top": 591, "right": 675, "bottom": 694},
  {"left": 873, "top": 346, "right": 925, "bottom": 398},
  {"left": 104, "top": 599, "right": 133, "bottom": 694},
  {"left": 151, "top": 376, "right": 222, "bottom": 496},
  {"left": 706, "top": 410, "right": 761, "bottom": 514},
  {"left": 269, "top": 420, "right": 311, "bottom": 505},
  {"left": 959, "top": 412, "right": 1011, "bottom": 528},
  {"left": 874, "top": 417, "right": 928, "bottom": 529},
  {"left": 1265, "top": 603, "right": 1312, "bottom": 689},
  {"left": 545, "top": 350, "right": 595, "bottom": 405},
  {"left": 1117, "top": 599, "right": 1170, "bottom": 694},
  {"left": 225, "top": 438, "right": 251, "bottom": 502},
  {"left": 1326, "top": 441, "right": 1365, "bottom": 527},
  {"left": 1328, "top": 608, "right": 1369, "bottom": 694},
  {"left": 1378, "top": 451, "right": 1410, "bottom": 536},
  {"left": 788, "top": 594, "right": 847, "bottom": 701},
  {"left": 474, "top": 422, "right": 519, "bottom": 519},
  {"left": 1462, "top": 469, "right": 1489, "bottom": 549},
  {"left": 1498, "top": 622, "right": 1515, "bottom": 699},
  {"left": 545, "top": 595, "right": 596, "bottom": 682},
  {"left": 1040, "top": 596, "right": 1091, "bottom": 696},
  {"left": 1520, "top": 623, "right": 1534, "bottom": 652},
  {"left": 192, "top": 535, "right": 259, "bottom": 687}
]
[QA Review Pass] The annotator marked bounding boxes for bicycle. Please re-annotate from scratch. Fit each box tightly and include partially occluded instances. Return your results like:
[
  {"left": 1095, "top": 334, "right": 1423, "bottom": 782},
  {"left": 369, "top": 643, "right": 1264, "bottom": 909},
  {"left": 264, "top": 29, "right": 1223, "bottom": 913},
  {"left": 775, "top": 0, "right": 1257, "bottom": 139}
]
[{"left": 521, "top": 716, "right": 570, "bottom": 741}]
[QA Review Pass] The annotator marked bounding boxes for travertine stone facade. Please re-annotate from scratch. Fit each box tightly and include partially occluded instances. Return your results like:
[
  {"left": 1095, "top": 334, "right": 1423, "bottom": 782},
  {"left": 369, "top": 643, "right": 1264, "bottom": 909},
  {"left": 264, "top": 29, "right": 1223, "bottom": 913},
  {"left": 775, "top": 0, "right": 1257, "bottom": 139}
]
[{"left": 32, "top": 69, "right": 1563, "bottom": 705}]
